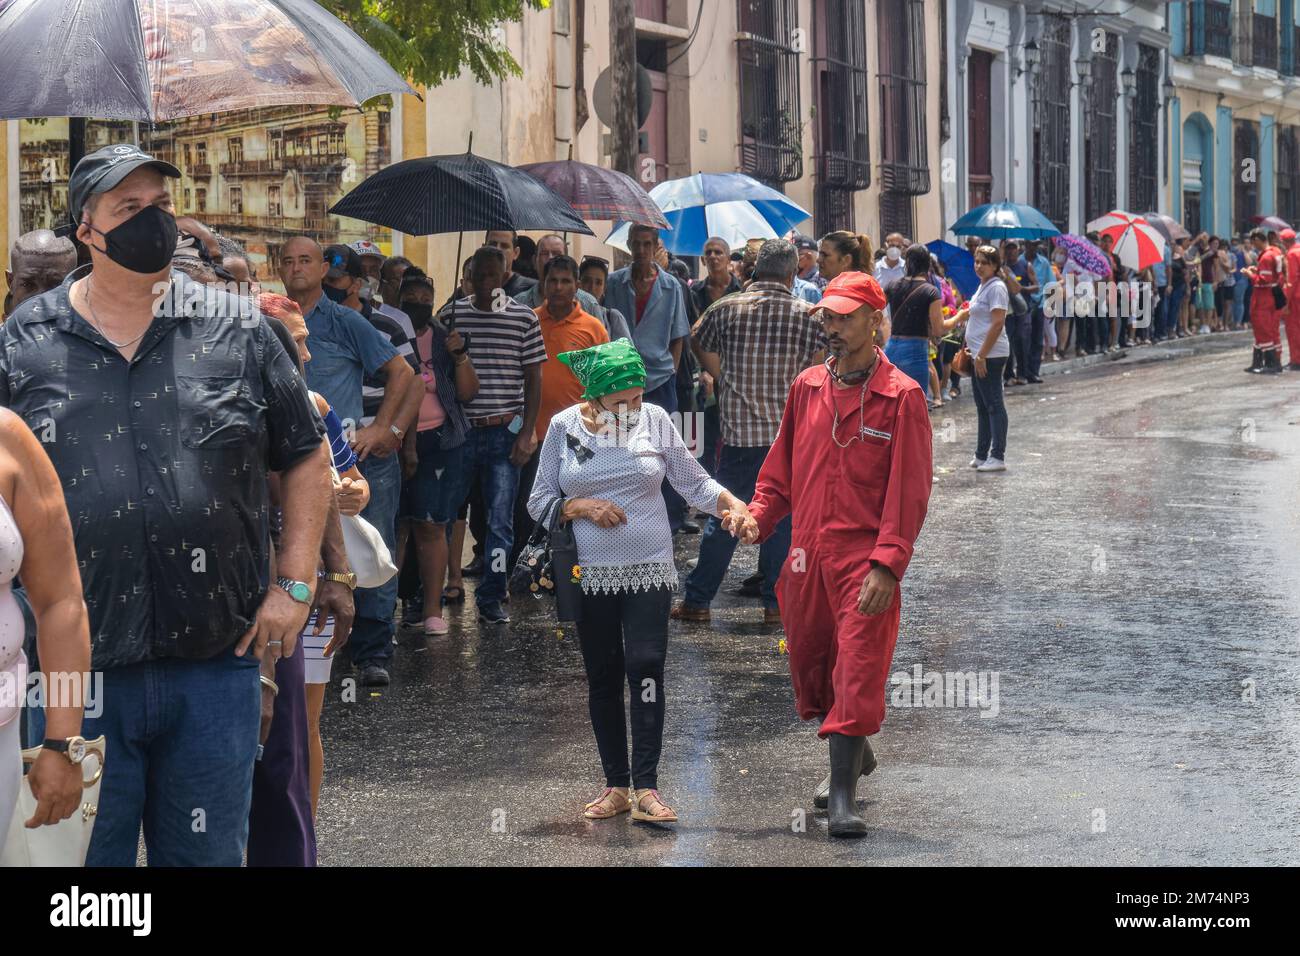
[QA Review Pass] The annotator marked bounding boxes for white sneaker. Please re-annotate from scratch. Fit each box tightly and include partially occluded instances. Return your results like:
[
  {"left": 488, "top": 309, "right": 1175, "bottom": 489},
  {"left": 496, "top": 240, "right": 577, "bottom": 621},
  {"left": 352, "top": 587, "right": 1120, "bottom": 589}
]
[
  {"left": 969, "top": 457, "right": 986, "bottom": 468},
  {"left": 1199, "top": 324, "right": 1211, "bottom": 335},
  {"left": 977, "top": 458, "right": 1007, "bottom": 472}
]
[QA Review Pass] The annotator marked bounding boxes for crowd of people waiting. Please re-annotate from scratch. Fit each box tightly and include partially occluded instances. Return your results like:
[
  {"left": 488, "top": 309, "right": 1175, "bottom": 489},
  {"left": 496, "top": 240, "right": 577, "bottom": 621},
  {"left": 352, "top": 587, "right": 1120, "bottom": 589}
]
[{"left": 1, "top": 143, "right": 1294, "bottom": 864}]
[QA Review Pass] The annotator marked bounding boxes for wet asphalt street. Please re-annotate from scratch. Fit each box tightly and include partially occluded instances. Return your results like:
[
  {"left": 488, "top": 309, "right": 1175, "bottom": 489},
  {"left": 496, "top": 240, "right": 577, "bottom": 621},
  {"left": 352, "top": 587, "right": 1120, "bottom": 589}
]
[{"left": 318, "top": 333, "right": 1300, "bottom": 866}]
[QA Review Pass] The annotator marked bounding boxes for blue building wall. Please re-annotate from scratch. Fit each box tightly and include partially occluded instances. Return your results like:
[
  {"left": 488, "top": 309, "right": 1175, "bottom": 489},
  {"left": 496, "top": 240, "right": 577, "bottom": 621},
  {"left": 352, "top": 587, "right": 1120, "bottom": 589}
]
[
  {"left": 1216, "top": 104, "right": 1233, "bottom": 235},
  {"left": 1261, "top": 116, "right": 1276, "bottom": 216}
]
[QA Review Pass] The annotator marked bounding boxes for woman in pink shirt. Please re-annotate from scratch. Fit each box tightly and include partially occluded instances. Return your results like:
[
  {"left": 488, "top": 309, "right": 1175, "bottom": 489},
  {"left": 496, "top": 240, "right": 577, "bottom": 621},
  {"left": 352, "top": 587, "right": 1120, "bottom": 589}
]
[{"left": 395, "top": 270, "right": 480, "bottom": 636}]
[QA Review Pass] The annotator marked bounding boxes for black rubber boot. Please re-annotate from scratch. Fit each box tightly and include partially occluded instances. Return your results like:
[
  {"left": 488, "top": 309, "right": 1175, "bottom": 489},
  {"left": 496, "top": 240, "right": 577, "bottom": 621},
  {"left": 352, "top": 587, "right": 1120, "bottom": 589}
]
[
  {"left": 813, "top": 738, "right": 877, "bottom": 809},
  {"left": 826, "top": 734, "right": 869, "bottom": 839},
  {"left": 1262, "top": 349, "right": 1284, "bottom": 374},
  {"left": 1245, "top": 348, "right": 1264, "bottom": 373}
]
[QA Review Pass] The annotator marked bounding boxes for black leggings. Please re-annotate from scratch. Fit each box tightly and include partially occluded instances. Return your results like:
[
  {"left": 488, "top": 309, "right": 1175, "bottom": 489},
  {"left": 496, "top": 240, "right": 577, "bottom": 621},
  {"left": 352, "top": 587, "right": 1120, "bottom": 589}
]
[{"left": 576, "top": 585, "right": 674, "bottom": 790}]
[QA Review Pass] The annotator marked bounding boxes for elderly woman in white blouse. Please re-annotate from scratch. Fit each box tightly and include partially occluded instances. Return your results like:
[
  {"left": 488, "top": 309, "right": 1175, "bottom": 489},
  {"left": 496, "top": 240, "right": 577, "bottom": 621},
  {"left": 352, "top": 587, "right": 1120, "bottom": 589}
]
[{"left": 529, "top": 339, "right": 752, "bottom": 825}]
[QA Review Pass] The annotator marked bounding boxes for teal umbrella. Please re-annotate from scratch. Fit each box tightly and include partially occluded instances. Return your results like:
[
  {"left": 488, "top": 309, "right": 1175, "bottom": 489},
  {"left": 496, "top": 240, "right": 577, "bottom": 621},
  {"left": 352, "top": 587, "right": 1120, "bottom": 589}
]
[{"left": 950, "top": 202, "right": 1060, "bottom": 241}]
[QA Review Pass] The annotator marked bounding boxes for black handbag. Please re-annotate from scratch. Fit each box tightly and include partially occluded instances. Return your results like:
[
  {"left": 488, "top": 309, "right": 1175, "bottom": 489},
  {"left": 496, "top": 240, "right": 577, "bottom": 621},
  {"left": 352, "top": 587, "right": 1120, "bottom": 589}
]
[
  {"left": 1272, "top": 285, "right": 1287, "bottom": 310},
  {"left": 509, "top": 496, "right": 584, "bottom": 623}
]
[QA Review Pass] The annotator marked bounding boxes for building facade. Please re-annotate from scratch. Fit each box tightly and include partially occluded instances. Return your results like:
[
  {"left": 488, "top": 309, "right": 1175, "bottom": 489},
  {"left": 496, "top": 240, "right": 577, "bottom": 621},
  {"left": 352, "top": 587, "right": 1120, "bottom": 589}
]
[
  {"left": 942, "top": 1, "right": 1170, "bottom": 235},
  {"left": 1167, "top": 0, "right": 1300, "bottom": 236},
  {"left": 403, "top": 0, "right": 946, "bottom": 281},
  {"left": 1, "top": 1, "right": 945, "bottom": 282}
]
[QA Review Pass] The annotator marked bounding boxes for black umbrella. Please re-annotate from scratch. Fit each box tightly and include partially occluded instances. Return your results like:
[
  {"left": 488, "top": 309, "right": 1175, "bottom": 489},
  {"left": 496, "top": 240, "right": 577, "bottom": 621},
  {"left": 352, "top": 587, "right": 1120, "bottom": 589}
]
[{"left": 329, "top": 150, "right": 594, "bottom": 236}]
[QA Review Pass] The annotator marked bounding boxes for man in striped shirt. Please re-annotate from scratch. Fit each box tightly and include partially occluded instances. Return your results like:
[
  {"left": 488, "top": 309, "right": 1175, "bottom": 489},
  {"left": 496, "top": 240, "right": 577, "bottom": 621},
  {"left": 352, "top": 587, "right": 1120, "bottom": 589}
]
[{"left": 436, "top": 245, "right": 546, "bottom": 624}]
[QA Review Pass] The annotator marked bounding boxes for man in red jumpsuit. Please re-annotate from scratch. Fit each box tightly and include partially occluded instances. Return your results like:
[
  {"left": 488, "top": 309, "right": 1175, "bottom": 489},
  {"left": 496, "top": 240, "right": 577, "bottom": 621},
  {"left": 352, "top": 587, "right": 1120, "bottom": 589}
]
[
  {"left": 1244, "top": 228, "right": 1284, "bottom": 374},
  {"left": 1282, "top": 228, "right": 1300, "bottom": 370},
  {"left": 726, "top": 271, "right": 932, "bottom": 838}
]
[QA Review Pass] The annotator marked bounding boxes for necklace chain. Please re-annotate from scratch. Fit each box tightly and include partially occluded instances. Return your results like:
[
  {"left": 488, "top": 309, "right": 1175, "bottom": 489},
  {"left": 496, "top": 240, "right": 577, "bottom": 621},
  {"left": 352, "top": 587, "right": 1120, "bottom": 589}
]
[
  {"left": 84, "top": 277, "right": 149, "bottom": 350},
  {"left": 827, "top": 355, "right": 875, "bottom": 448}
]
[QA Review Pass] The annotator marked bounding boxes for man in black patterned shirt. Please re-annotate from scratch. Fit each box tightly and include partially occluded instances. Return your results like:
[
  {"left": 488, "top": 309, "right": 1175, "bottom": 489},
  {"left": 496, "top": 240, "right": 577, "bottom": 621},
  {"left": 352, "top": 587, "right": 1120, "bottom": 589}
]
[{"left": 0, "top": 144, "right": 332, "bottom": 866}]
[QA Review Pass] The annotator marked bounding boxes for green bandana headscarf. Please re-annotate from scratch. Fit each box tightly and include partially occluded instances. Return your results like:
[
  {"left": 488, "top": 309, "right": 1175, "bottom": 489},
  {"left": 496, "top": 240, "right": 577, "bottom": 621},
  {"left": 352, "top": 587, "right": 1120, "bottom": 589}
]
[{"left": 558, "top": 339, "right": 647, "bottom": 400}]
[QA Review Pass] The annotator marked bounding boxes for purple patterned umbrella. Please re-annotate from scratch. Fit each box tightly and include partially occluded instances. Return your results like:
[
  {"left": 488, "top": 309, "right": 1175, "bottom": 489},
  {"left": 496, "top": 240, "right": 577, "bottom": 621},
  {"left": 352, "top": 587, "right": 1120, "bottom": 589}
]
[
  {"left": 1053, "top": 233, "right": 1113, "bottom": 279},
  {"left": 516, "top": 158, "right": 669, "bottom": 228}
]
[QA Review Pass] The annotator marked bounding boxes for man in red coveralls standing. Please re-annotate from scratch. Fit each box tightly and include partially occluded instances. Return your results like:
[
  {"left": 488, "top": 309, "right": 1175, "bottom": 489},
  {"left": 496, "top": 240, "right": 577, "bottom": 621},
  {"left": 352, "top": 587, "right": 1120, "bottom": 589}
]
[
  {"left": 1281, "top": 228, "right": 1300, "bottom": 370},
  {"left": 1244, "top": 228, "right": 1285, "bottom": 374},
  {"left": 724, "top": 271, "right": 932, "bottom": 838}
]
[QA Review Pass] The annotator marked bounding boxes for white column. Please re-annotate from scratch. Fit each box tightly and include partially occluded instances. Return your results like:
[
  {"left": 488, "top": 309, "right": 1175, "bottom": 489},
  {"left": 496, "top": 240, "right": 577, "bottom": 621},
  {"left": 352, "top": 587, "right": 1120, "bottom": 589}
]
[
  {"left": 955, "top": 44, "right": 970, "bottom": 226},
  {"left": 1116, "top": 56, "right": 1130, "bottom": 212},
  {"left": 7, "top": 121, "right": 18, "bottom": 247},
  {"left": 391, "top": 98, "right": 404, "bottom": 257},
  {"left": 1069, "top": 23, "right": 1085, "bottom": 232}
]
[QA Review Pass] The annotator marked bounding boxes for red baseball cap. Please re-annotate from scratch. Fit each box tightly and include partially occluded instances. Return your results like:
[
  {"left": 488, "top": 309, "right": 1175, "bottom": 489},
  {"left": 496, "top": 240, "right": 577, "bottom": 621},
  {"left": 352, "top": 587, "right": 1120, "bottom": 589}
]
[
  {"left": 1281, "top": 228, "right": 1296, "bottom": 241},
  {"left": 817, "top": 271, "right": 887, "bottom": 316}
]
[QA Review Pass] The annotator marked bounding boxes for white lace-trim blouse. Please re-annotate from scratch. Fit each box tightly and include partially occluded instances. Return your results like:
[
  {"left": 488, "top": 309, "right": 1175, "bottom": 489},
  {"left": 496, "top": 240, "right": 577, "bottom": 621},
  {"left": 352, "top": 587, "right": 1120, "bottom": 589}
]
[{"left": 528, "top": 402, "right": 726, "bottom": 595}]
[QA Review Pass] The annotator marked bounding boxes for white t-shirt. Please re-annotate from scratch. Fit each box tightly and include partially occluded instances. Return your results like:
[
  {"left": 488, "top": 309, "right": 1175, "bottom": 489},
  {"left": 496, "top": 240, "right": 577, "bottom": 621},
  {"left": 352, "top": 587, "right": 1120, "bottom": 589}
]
[{"left": 965, "top": 277, "right": 1010, "bottom": 358}]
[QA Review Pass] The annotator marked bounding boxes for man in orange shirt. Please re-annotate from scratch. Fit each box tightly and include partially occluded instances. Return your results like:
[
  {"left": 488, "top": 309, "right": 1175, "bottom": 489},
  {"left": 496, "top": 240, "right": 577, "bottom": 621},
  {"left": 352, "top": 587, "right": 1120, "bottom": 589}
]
[
  {"left": 1281, "top": 229, "right": 1300, "bottom": 370},
  {"left": 1244, "top": 228, "right": 1285, "bottom": 374},
  {"left": 511, "top": 254, "right": 609, "bottom": 563}
]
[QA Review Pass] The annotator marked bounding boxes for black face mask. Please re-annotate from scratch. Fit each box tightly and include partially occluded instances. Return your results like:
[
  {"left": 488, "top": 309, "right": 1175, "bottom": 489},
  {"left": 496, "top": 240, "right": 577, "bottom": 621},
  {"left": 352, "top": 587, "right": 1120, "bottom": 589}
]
[
  {"left": 322, "top": 283, "right": 350, "bottom": 304},
  {"left": 403, "top": 301, "right": 434, "bottom": 328},
  {"left": 85, "top": 204, "right": 178, "bottom": 274}
]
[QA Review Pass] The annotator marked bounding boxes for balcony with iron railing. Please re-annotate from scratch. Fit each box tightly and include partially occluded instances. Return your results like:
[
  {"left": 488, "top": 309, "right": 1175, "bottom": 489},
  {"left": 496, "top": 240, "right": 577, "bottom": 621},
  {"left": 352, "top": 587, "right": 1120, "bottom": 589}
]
[
  {"left": 1186, "top": 1, "right": 1233, "bottom": 59},
  {"left": 1254, "top": 14, "right": 1278, "bottom": 70},
  {"left": 218, "top": 158, "right": 283, "bottom": 177},
  {"left": 200, "top": 213, "right": 339, "bottom": 233},
  {"left": 190, "top": 163, "right": 212, "bottom": 178}
]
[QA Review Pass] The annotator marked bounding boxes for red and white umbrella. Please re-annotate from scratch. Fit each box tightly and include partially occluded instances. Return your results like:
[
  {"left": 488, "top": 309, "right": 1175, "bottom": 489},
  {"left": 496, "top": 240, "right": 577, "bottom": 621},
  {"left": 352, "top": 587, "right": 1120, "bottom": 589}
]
[{"left": 1086, "top": 210, "right": 1167, "bottom": 272}]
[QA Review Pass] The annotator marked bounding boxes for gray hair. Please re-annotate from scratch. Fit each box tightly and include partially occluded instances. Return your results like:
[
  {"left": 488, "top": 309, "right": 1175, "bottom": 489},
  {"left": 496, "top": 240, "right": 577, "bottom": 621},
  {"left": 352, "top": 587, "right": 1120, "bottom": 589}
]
[{"left": 753, "top": 238, "right": 798, "bottom": 282}]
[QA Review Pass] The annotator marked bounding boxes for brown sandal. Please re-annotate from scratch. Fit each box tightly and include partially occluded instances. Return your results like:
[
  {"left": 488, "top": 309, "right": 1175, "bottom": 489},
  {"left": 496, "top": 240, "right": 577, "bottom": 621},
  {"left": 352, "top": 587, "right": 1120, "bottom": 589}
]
[
  {"left": 582, "top": 786, "right": 631, "bottom": 820},
  {"left": 631, "top": 788, "right": 678, "bottom": 823}
]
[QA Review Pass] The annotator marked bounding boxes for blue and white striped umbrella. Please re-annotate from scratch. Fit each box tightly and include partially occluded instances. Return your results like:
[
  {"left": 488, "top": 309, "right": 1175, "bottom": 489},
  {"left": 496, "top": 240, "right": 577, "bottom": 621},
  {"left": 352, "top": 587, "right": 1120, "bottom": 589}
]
[{"left": 607, "top": 172, "right": 811, "bottom": 254}]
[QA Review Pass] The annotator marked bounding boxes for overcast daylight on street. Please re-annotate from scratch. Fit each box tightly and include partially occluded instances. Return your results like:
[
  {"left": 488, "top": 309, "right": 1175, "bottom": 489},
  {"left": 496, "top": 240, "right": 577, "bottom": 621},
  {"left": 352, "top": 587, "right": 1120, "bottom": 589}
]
[{"left": 0, "top": 0, "right": 1292, "bottom": 939}]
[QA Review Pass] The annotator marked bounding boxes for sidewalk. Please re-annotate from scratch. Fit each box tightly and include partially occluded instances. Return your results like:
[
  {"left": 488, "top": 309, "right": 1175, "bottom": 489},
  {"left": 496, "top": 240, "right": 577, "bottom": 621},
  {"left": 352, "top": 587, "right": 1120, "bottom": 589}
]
[{"left": 1037, "top": 328, "right": 1253, "bottom": 378}]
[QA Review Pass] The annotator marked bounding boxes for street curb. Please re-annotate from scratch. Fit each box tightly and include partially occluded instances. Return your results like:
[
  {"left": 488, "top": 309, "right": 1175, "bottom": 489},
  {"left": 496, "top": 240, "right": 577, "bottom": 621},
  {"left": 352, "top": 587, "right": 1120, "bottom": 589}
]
[{"left": 1036, "top": 330, "right": 1253, "bottom": 377}]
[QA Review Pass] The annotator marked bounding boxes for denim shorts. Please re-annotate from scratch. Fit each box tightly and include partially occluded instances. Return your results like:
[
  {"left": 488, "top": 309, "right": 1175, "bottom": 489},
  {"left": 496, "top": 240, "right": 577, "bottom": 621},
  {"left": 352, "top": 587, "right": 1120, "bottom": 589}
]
[
  {"left": 1196, "top": 282, "right": 1215, "bottom": 311},
  {"left": 401, "top": 428, "right": 467, "bottom": 525}
]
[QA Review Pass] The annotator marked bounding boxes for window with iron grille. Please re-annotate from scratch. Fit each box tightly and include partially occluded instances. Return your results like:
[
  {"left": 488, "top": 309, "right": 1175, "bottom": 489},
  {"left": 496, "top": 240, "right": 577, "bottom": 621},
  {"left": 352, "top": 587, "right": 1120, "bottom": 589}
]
[
  {"left": 878, "top": 0, "right": 929, "bottom": 239},
  {"left": 1085, "top": 32, "right": 1118, "bottom": 224},
  {"left": 1234, "top": 120, "right": 1260, "bottom": 232},
  {"left": 1279, "top": 126, "right": 1299, "bottom": 224},
  {"left": 1033, "top": 14, "right": 1071, "bottom": 232},
  {"left": 1128, "top": 45, "right": 1160, "bottom": 215},
  {"left": 1187, "top": 1, "right": 1234, "bottom": 58},
  {"left": 737, "top": 0, "right": 803, "bottom": 184},
  {"left": 1254, "top": 11, "right": 1278, "bottom": 69},
  {"left": 812, "top": 0, "right": 869, "bottom": 234}
]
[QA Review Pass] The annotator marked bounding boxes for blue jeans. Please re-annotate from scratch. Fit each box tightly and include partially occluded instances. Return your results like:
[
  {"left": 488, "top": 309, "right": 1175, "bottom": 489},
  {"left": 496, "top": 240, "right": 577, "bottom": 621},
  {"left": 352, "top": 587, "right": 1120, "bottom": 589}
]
[
  {"left": 1232, "top": 280, "right": 1248, "bottom": 326},
  {"left": 1166, "top": 285, "right": 1185, "bottom": 335},
  {"left": 1151, "top": 294, "right": 1168, "bottom": 340},
  {"left": 683, "top": 445, "right": 790, "bottom": 610},
  {"left": 971, "top": 357, "right": 1009, "bottom": 461},
  {"left": 81, "top": 646, "right": 261, "bottom": 866},
  {"left": 884, "top": 337, "right": 930, "bottom": 396},
  {"left": 1027, "top": 306, "right": 1045, "bottom": 377},
  {"left": 1003, "top": 311, "right": 1030, "bottom": 379},
  {"left": 460, "top": 424, "right": 520, "bottom": 607},
  {"left": 351, "top": 452, "right": 402, "bottom": 666}
]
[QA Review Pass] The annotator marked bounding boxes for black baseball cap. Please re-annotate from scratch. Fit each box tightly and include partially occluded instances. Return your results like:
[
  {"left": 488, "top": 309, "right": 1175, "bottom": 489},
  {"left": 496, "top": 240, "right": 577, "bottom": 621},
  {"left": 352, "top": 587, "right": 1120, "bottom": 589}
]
[
  {"left": 68, "top": 144, "right": 181, "bottom": 225},
  {"left": 323, "top": 244, "right": 363, "bottom": 279},
  {"left": 793, "top": 233, "right": 818, "bottom": 251}
]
